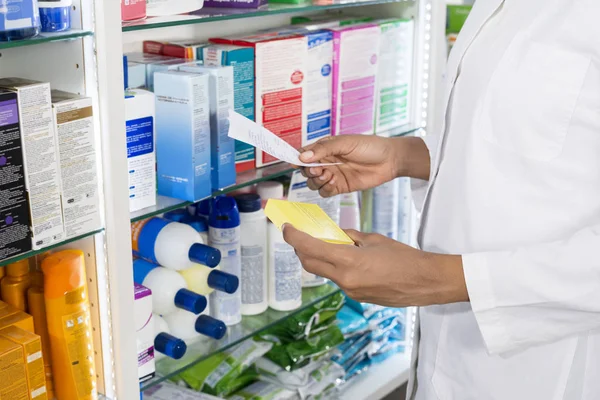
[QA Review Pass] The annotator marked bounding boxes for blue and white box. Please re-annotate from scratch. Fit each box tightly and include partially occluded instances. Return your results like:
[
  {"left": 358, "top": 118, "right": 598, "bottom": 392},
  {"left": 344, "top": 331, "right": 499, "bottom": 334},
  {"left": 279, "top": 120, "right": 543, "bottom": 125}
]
[
  {"left": 125, "top": 89, "right": 156, "bottom": 213},
  {"left": 304, "top": 30, "right": 333, "bottom": 145},
  {"left": 154, "top": 71, "right": 212, "bottom": 201},
  {"left": 178, "top": 64, "right": 236, "bottom": 190}
]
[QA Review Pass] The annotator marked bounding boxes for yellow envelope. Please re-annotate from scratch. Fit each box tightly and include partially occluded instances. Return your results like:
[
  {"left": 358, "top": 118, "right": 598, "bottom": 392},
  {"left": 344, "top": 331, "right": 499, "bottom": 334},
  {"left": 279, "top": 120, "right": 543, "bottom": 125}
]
[{"left": 265, "top": 199, "right": 355, "bottom": 245}]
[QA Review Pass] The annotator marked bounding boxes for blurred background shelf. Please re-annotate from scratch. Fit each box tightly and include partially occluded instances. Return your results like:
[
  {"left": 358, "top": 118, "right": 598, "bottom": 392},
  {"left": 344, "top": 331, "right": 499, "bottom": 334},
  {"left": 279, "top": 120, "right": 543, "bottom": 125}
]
[{"left": 0, "top": 30, "right": 93, "bottom": 50}]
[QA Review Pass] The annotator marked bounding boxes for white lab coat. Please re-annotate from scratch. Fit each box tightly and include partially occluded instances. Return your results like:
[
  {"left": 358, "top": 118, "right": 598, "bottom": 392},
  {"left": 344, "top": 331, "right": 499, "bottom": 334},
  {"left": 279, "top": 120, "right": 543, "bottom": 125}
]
[{"left": 409, "top": 0, "right": 600, "bottom": 399}]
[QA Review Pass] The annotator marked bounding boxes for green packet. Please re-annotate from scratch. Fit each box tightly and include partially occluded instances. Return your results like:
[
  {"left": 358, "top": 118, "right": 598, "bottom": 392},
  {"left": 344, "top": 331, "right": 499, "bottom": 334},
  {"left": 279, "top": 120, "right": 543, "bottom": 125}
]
[
  {"left": 227, "top": 381, "right": 298, "bottom": 400},
  {"left": 178, "top": 339, "right": 272, "bottom": 396},
  {"left": 446, "top": 5, "right": 473, "bottom": 34}
]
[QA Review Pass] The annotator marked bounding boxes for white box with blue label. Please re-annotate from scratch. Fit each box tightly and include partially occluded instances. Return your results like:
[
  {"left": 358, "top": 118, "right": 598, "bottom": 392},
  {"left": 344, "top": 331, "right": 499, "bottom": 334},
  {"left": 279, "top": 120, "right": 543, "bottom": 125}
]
[
  {"left": 154, "top": 71, "right": 212, "bottom": 201},
  {"left": 125, "top": 89, "right": 157, "bottom": 213},
  {"left": 304, "top": 30, "right": 334, "bottom": 145},
  {"left": 178, "top": 64, "right": 236, "bottom": 190},
  {"left": 201, "top": 45, "right": 256, "bottom": 173}
]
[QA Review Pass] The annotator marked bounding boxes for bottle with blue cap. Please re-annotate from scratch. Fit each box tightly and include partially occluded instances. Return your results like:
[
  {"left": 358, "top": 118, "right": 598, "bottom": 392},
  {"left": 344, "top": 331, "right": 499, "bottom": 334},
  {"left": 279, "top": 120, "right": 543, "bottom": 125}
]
[
  {"left": 208, "top": 196, "right": 242, "bottom": 326},
  {"left": 235, "top": 193, "right": 268, "bottom": 316},
  {"left": 153, "top": 314, "right": 187, "bottom": 360},
  {"left": 179, "top": 264, "right": 239, "bottom": 296},
  {"left": 164, "top": 209, "right": 209, "bottom": 244},
  {"left": 133, "top": 258, "right": 207, "bottom": 316},
  {"left": 163, "top": 308, "right": 227, "bottom": 341},
  {"left": 131, "top": 217, "right": 221, "bottom": 270}
]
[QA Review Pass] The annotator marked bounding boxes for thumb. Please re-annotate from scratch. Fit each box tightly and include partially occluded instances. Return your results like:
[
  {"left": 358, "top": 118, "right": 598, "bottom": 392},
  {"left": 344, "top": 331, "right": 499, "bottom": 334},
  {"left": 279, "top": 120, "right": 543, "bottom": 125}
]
[
  {"left": 299, "top": 137, "right": 338, "bottom": 163},
  {"left": 344, "top": 229, "right": 369, "bottom": 246}
]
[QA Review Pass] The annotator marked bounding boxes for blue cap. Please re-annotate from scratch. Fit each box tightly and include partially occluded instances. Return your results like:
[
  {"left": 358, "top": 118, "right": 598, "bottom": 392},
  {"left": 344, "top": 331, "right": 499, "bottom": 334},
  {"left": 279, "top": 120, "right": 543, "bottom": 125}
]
[
  {"left": 154, "top": 332, "right": 187, "bottom": 360},
  {"left": 132, "top": 258, "right": 158, "bottom": 285},
  {"left": 195, "top": 315, "right": 227, "bottom": 340},
  {"left": 209, "top": 196, "right": 240, "bottom": 229},
  {"left": 174, "top": 289, "right": 207, "bottom": 314},
  {"left": 195, "top": 199, "right": 211, "bottom": 217},
  {"left": 189, "top": 243, "right": 220, "bottom": 268},
  {"left": 187, "top": 217, "right": 208, "bottom": 233},
  {"left": 207, "top": 270, "right": 239, "bottom": 294},
  {"left": 123, "top": 55, "right": 128, "bottom": 91},
  {"left": 235, "top": 194, "right": 261, "bottom": 213},
  {"left": 163, "top": 209, "right": 190, "bottom": 223}
]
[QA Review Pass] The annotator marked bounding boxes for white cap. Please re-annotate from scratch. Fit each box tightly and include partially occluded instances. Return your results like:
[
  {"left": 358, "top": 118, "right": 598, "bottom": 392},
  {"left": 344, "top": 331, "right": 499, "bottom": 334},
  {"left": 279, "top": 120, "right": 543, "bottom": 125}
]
[{"left": 256, "top": 181, "right": 284, "bottom": 200}]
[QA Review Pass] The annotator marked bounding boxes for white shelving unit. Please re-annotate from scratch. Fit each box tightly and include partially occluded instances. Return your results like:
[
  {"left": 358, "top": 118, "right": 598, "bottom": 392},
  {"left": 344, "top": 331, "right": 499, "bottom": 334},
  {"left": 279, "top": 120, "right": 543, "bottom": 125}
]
[{"left": 0, "top": 0, "right": 445, "bottom": 398}]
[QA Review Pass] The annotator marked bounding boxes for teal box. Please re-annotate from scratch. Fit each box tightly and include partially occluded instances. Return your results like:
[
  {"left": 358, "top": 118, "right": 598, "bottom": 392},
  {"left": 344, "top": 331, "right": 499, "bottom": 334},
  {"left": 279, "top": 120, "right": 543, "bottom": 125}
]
[
  {"left": 154, "top": 71, "right": 212, "bottom": 201},
  {"left": 202, "top": 45, "right": 255, "bottom": 172}
]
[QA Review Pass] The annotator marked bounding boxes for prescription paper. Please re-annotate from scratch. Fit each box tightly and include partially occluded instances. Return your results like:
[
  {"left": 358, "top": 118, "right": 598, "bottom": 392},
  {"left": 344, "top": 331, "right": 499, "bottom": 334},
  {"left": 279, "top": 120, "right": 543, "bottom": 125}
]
[{"left": 228, "top": 109, "right": 339, "bottom": 167}]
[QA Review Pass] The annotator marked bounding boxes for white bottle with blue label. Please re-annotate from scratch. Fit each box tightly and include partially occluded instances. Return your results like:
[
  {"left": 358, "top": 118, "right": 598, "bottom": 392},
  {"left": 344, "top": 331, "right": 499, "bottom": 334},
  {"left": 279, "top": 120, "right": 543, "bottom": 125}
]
[
  {"left": 208, "top": 196, "right": 242, "bottom": 326},
  {"left": 133, "top": 258, "right": 207, "bottom": 316},
  {"left": 131, "top": 217, "right": 221, "bottom": 271}
]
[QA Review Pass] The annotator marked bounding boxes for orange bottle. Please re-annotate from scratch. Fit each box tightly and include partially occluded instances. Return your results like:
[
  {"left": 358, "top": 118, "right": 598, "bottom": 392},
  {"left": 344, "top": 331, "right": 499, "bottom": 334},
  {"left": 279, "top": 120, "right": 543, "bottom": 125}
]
[
  {"left": 1, "top": 259, "right": 31, "bottom": 311},
  {"left": 28, "top": 270, "right": 54, "bottom": 398},
  {"left": 0, "top": 266, "right": 5, "bottom": 301},
  {"left": 42, "top": 250, "right": 97, "bottom": 400}
]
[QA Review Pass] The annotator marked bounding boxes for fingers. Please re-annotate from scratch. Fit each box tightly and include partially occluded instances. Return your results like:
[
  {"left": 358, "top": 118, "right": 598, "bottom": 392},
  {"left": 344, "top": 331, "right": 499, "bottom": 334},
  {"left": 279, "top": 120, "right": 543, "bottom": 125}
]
[
  {"left": 306, "top": 170, "right": 333, "bottom": 191},
  {"left": 295, "top": 254, "right": 337, "bottom": 281},
  {"left": 344, "top": 230, "right": 387, "bottom": 247},
  {"left": 282, "top": 224, "right": 331, "bottom": 258},
  {"left": 318, "top": 177, "right": 339, "bottom": 198},
  {"left": 299, "top": 136, "right": 340, "bottom": 163}
]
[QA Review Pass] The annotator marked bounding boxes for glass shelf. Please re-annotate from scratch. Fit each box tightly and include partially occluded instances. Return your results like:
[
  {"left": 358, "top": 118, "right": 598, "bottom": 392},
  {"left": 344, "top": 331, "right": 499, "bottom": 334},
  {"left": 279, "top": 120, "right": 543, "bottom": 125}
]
[
  {"left": 130, "top": 125, "right": 420, "bottom": 222},
  {"left": 141, "top": 283, "right": 341, "bottom": 391},
  {"left": 0, "top": 30, "right": 93, "bottom": 50},
  {"left": 122, "top": 0, "right": 412, "bottom": 31},
  {"left": 0, "top": 229, "right": 104, "bottom": 267}
]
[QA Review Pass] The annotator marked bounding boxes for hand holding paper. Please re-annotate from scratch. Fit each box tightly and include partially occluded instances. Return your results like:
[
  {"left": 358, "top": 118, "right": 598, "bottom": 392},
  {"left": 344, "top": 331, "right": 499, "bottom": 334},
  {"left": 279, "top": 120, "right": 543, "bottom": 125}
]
[{"left": 227, "top": 110, "right": 340, "bottom": 167}]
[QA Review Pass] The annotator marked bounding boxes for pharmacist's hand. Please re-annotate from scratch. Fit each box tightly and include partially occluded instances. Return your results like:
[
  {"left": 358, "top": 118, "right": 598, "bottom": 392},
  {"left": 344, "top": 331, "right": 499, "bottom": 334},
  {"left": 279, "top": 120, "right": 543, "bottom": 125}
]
[
  {"left": 296, "top": 135, "right": 398, "bottom": 197},
  {"left": 282, "top": 225, "right": 468, "bottom": 307}
]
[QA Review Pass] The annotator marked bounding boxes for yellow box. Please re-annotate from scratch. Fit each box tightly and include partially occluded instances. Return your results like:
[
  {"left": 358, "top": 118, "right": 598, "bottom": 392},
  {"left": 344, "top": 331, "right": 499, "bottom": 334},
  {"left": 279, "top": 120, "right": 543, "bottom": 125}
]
[
  {"left": 0, "top": 326, "right": 48, "bottom": 399},
  {"left": 0, "top": 336, "right": 29, "bottom": 400},
  {"left": 0, "top": 302, "right": 34, "bottom": 333},
  {"left": 265, "top": 199, "right": 354, "bottom": 245}
]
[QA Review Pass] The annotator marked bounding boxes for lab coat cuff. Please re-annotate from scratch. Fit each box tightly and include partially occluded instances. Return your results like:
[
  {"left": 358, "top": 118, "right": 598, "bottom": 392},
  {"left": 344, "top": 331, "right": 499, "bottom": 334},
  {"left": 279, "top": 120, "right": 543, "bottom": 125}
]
[{"left": 462, "top": 253, "right": 512, "bottom": 355}]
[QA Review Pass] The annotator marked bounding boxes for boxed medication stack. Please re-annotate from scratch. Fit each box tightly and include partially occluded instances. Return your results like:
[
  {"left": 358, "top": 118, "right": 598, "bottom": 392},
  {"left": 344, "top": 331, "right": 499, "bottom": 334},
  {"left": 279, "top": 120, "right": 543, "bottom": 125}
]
[
  {"left": 0, "top": 78, "right": 64, "bottom": 250},
  {"left": 374, "top": 19, "right": 414, "bottom": 133},
  {"left": 125, "top": 53, "right": 187, "bottom": 91},
  {"left": 303, "top": 30, "right": 334, "bottom": 145},
  {"left": 134, "top": 283, "right": 155, "bottom": 383},
  {"left": 125, "top": 89, "right": 157, "bottom": 213},
  {"left": 211, "top": 31, "right": 307, "bottom": 167},
  {"left": 50, "top": 91, "right": 102, "bottom": 239},
  {"left": 154, "top": 71, "right": 212, "bottom": 201},
  {"left": 143, "top": 40, "right": 207, "bottom": 59},
  {"left": 330, "top": 25, "right": 381, "bottom": 135},
  {"left": 0, "top": 336, "right": 29, "bottom": 399},
  {"left": 0, "top": 91, "right": 32, "bottom": 260},
  {"left": 291, "top": 15, "right": 373, "bottom": 29},
  {"left": 126, "top": 61, "right": 147, "bottom": 89},
  {"left": 201, "top": 45, "right": 256, "bottom": 172},
  {"left": 0, "top": 326, "right": 48, "bottom": 399},
  {"left": 178, "top": 64, "right": 236, "bottom": 190},
  {"left": 0, "top": 301, "right": 34, "bottom": 332}
]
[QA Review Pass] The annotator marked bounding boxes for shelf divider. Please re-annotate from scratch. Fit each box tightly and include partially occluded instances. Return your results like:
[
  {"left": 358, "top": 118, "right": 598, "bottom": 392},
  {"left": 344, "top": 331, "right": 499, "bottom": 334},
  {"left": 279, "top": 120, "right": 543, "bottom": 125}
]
[{"left": 0, "top": 30, "right": 93, "bottom": 50}]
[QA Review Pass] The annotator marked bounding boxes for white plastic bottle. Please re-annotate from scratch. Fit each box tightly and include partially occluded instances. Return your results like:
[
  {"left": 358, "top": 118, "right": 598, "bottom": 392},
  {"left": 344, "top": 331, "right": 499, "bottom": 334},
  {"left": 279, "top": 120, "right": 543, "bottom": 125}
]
[
  {"left": 339, "top": 192, "right": 361, "bottom": 231},
  {"left": 372, "top": 179, "right": 400, "bottom": 239},
  {"left": 146, "top": 0, "right": 204, "bottom": 17},
  {"left": 179, "top": 265, "right": 239, "bottom": 296},
  {"left": 256, "top": 181, "right": 285, "bottom": 208},
  {"left": 131, "top": 217, "right": 221, "bottom": 271},
  {"left": 209, "top": 196, "right": 242, "bottom": 326},
  {"left": 153, "top": 314, "right": 187, "bottom": 360},
  {"left": 267, "top": 223, "right": 302, "bottom": 311},
  {"left": 235, "top": 194, "right": 268, "bottom": 316},
  {"left": 164, "top": 209, "right": 209, "bottom": 244},
  {"left": 133, "top": 258, "right": 207, "bottom": 316},
  {"left": 164, "top": 308, "right": 227, "bottom": 341}
]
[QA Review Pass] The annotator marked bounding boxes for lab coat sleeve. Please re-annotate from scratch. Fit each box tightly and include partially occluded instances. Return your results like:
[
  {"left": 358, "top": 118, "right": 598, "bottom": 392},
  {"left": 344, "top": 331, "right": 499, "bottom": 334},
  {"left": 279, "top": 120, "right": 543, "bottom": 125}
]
[
  {"left": 410, "top": 133, "right": 439, "bottom": 212},
  {"left": 463, "top": 221, "right": 600, "bottom": 355}
]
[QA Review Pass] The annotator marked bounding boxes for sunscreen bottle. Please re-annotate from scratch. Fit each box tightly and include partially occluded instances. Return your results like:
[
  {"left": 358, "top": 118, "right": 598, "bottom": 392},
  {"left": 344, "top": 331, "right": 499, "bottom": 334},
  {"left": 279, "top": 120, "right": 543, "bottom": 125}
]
[{"left": 42, "top": 250, "right": 97, "bottom": 400}]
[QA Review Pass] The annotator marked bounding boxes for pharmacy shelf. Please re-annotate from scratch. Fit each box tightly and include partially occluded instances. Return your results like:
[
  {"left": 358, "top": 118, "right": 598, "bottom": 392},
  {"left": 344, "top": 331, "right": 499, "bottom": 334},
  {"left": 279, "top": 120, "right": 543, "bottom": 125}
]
[
  {"left": 141, "top": 283, "right": 341, "bottom": 391},
  {"left": 122, "top": 0, "right": 414, "bottom": 31},
  {"left": 130, "top": 126, "right": 421, "bottom": 222},
  {"left": 339, "top": 352, "right": 411, "bottom": 400},
  {"left": 0, "top": 229, "right": 104, "bottom": 268},
  {"left": 0, "top": 30, "right": 93, "bottom": 50}
]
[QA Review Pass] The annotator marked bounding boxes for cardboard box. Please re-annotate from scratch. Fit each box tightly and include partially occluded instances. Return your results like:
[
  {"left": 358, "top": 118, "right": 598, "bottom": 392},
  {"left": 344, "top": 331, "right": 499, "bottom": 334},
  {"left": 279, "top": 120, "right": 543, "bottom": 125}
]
[
  {"left": 0, "top": 78, "right": 64, "bottom": 250},
  {"left": 0, "top": 91, "right": 32, "bottom": 261},
  {"left": 0, "top": 301, "right": 34, "bottom": 333},
  {"left": 124, "top": 54, "right": 187, "bottom": 91},
  {"left": 125, "top": 89, "right": 157, "bottom": 213},
  {"left": 51, "top": 91, "right": 102, "bottom": 239},
  {"left": 0, "top": 326, "right": 48, "bottom": 399},
  {"left": 330, "top": 25, "right": 381, "bottom": 136},
  {"left": 374, "top": 19, "right": 414, "bottom": 133},
  {"left": 211, "top": 32, "right": 307, "bottom": 167},
  {"left": 203, "top": 0, "right": 267, "bottom": 8},
  {"left": 201, "top": 45, "right": 256, "bottom": 173},
  {"left": 143, "top": 40, "right": 208, "bottom": 59},
  {"left": 127, "top": 61, "right": 147, "bottom": 89},
  {"left": 154, "top": 71, "right": 212, "bottom": 201},
  {"left": 0, "top": 336, "right": 28, "bottom": 400},
  {"left": 134, "top": 284, "right": 155, "bottom": 383}
]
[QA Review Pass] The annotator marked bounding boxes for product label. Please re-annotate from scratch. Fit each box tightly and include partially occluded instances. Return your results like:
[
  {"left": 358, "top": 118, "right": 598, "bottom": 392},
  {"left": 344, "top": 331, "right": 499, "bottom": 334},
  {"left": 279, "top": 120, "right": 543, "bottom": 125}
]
[
  {"left": 209, "top": 226, "right": 241, "bottom": 324},
  {"left": 0, "top": 0, "right": 40, "bottom": 31},
  {"left": 332, "top": 27, "right": 380, "bottom": 135},
  {"left": 273, "top": 241, "right": 302, "bottom": 302},
  {"left": 305, "top": 31, "right": 333, "bottom": 145},
  {"left": 372, "top": 180, "right": 399, "bottom": 239},
  {"left": 241, "top": 245, "right": 265, "bottom": 305},
  {"left": 61, "top": 309, "right": 96, "bottom": 398},
  {"left": 0, "top": 93, "right": 32, "bottom": 261},
  {"left": 254, "top": 37, "right": 307, "bottom": 166},
  {"left": 54, "top": 99, "right": 101, "bottom": 239},
  {"left": 0, "top": 345, "right": 28, "bottom": 400},
  {"left": 22, "top": 340, "right": 46, "bottom": 400},
  {"left": 126, "top": 116, "right": 155, "bottom": 209}
]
